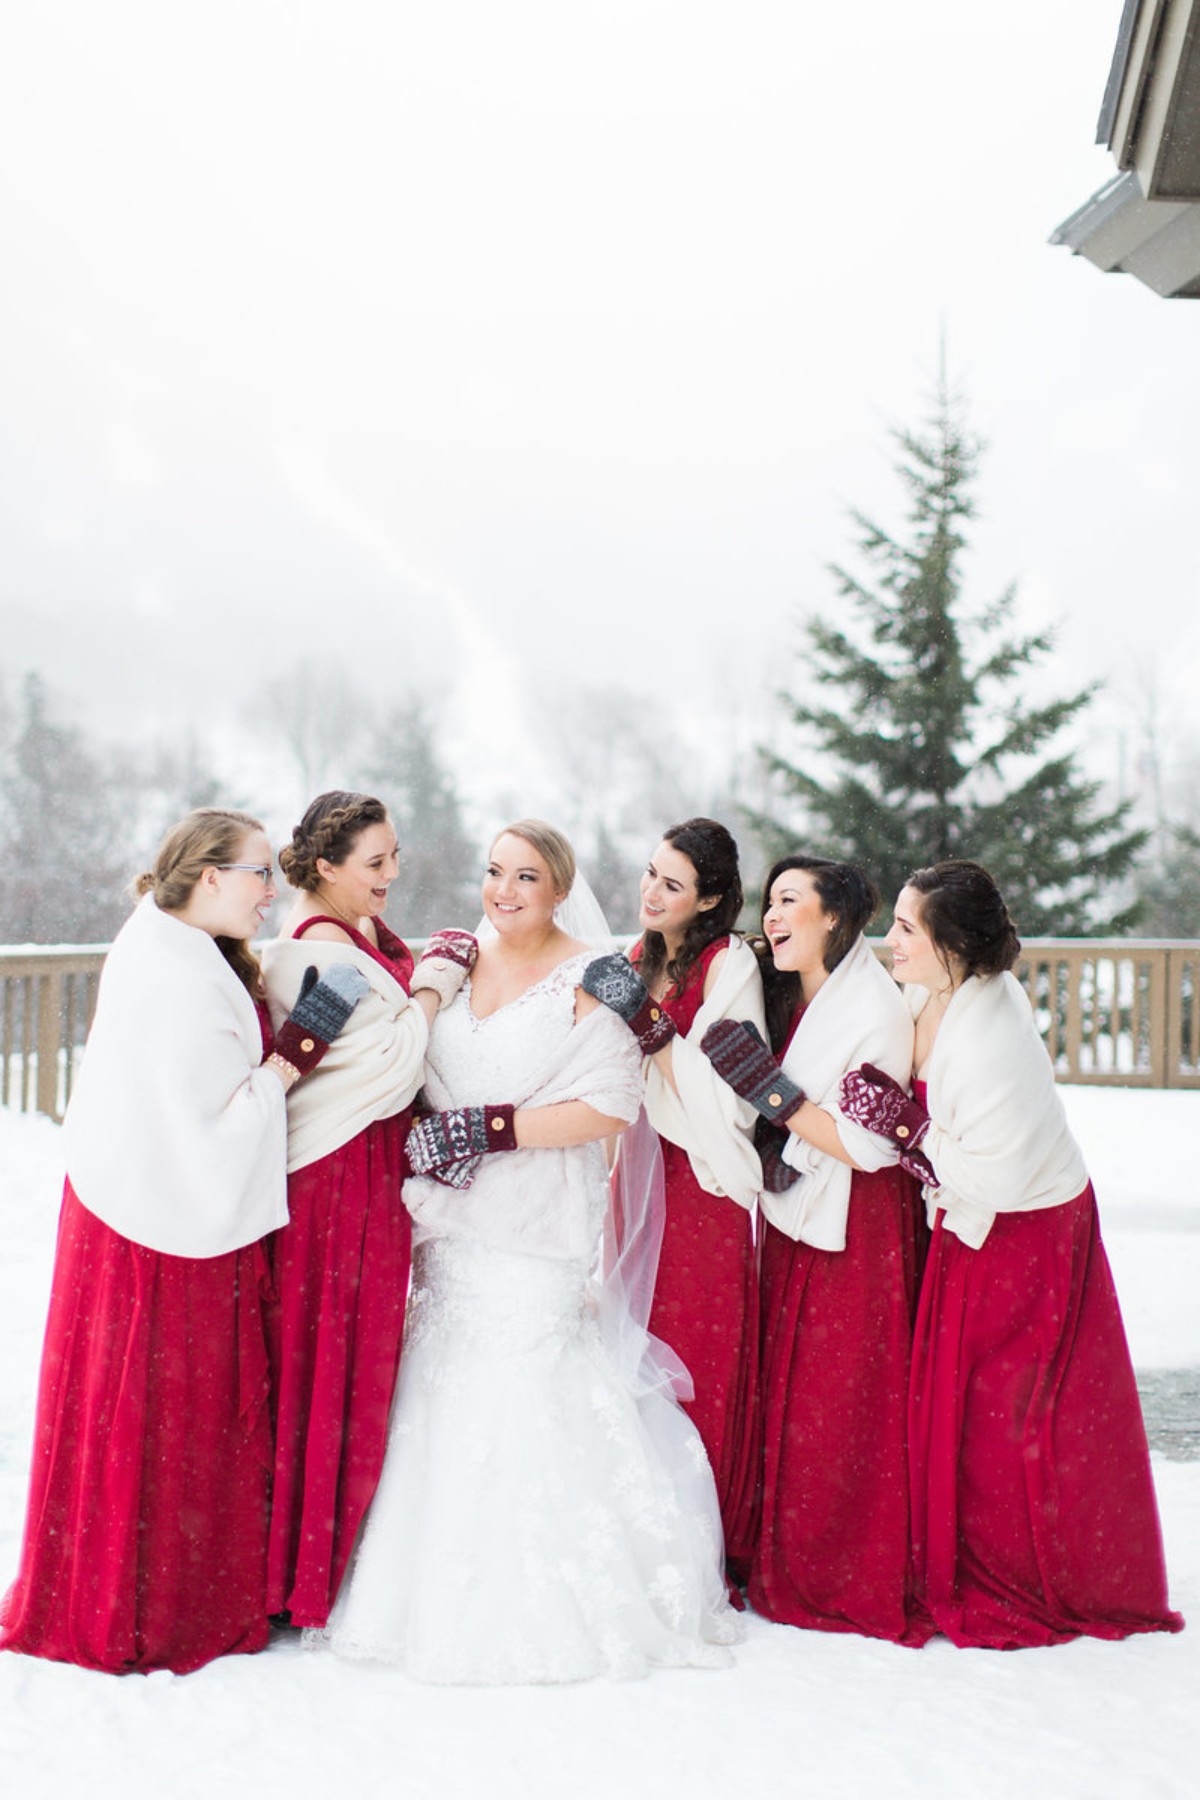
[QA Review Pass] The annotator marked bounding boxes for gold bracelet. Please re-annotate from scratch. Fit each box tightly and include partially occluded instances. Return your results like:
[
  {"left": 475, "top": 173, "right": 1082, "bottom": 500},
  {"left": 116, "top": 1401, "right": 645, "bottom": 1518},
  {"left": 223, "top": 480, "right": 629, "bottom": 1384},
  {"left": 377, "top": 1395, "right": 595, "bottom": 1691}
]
[{"left": 267, "top": 1051, "right": 301, "bottom": 1088}]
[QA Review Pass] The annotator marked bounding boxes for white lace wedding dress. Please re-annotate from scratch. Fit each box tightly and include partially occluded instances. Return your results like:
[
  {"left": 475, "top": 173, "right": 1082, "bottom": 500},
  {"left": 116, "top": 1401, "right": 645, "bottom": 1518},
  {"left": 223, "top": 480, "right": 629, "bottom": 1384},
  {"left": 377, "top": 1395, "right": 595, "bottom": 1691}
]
[{"left": 317, "top": 953, "right": 739, "bottom": 1684}]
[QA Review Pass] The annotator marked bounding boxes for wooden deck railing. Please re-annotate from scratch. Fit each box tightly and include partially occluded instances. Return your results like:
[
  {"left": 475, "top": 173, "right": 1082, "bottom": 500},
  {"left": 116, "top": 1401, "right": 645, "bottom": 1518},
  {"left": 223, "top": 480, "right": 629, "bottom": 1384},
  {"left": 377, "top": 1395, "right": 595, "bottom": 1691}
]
[
  {"left": 1013, "top": 941, "right": 1200, "bottom": 1089},
  {"left": 2, "top": 938, "right": 1198, "bottom": 1122},
  {"left": 872, "top": 939, "right": 1200, "bottom": 1089},
  {"left": 0, "top": 946, "right": 108, "bottom": 1121}
]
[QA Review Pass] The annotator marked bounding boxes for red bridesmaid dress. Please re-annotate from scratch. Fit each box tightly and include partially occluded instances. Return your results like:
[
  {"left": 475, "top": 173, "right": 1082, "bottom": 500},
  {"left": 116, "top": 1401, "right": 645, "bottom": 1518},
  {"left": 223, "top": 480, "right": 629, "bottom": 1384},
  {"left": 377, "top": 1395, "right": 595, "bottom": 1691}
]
[
  {"left": 908, "top": 1075, "right": 1183, "bottom": 1648},
  {"left": 265, "top": 917, "right": 415, "bottom": 1628},
  {"left": 749, "top": 1007, "right": 928, "bottom": 1644},
  {"left": 638, "top": 936, "right": 761, "bottom": 1572},
  {"left": 0, "top": 1004, "right": 277, "bottom": 1674}
]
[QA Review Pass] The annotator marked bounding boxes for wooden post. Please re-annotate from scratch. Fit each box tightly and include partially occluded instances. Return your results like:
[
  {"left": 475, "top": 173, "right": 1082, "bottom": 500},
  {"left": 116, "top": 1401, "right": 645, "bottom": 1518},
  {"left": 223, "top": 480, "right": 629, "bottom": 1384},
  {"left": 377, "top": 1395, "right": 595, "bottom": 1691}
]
[
  {"left": 1161, "top": 948, "right": 1180, "bottom": 1090},
  {"left": 36, "top": 971, "right": 65, "bottom": 1121}
]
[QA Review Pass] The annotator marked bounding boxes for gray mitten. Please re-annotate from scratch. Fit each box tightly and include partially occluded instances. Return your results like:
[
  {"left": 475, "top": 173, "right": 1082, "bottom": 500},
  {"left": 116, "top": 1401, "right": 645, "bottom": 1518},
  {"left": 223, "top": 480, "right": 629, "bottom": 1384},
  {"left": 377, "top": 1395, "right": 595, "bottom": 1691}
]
[
  {"left": 581, "top": 954, "right": 676, "bottom": 1055},
  {"left": 275, "top": 963, "right": 370, "bottom": 1077}
]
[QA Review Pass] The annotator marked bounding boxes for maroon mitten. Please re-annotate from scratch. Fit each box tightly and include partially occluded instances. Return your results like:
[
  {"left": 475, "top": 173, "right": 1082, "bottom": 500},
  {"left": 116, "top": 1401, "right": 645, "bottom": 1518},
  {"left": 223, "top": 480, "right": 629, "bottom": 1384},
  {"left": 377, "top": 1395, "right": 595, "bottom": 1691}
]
[
  {"left": 839, "top": 1063, "right": 928, "bottom": 1145},
  {"left": 754, "top": 1117, "right": 799, "bottom": 1193},
  {"left": 700, "top": 1019, "right": 805, "bottom": 1124},
  {"left": 839, "top": 1064, "right": 936, "bottom": 1181}
]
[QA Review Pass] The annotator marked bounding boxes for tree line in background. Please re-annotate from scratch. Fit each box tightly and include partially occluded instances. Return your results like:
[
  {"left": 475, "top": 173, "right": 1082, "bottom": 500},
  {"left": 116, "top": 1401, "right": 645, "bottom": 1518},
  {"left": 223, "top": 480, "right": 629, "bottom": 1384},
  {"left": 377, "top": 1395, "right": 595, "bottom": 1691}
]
[
  {"left": 0, "top": 666, "right": 742, "bottom": 946},
  {"left": 0, "top": 670, "right": 491, "bottom": 945},
  {"left": 2, "top": 376, "right": 1196, "bottom": 948}
]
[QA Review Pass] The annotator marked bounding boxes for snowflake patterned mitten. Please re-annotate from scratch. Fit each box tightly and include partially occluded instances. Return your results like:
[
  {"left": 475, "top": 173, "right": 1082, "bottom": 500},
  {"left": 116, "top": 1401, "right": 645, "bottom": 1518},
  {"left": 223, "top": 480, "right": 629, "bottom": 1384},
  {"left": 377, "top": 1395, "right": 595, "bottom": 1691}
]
[
  {"left": 410, "top": 930, "right": 480, "bottom": 1010},
  {"left": 839, "top": 1064, "right": 936, "bottom": 1182},
  {"left": 580, "top": 954, "right": 676, "bottom": 1055},
  {"left": 406, "top": 1104, "right": 519, "bottom": 1177}
]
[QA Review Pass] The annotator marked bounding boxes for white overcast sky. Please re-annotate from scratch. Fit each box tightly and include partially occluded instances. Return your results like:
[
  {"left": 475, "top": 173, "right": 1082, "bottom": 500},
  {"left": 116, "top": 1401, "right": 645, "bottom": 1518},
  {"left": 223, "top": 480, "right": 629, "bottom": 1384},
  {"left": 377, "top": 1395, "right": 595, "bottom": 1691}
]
[{"left": 0, "top": 0, "right": 1195, "bottom": 807}]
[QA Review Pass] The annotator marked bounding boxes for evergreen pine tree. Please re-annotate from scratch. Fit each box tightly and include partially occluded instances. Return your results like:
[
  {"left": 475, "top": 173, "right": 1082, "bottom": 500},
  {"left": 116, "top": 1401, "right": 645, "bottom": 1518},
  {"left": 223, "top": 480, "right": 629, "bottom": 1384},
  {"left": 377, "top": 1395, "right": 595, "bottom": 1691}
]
[
  {"left": 1135, "top": 823, "right": 1200, "bottom": 938},
  {"left": 753, "top": 374, "right": 1145, "bottom": 935},
  {"left": 368, "top": 699, "right": 479, "bottom": 935},
  {"left": 0, "top": 673, "right": 131, "bottom": 942}
]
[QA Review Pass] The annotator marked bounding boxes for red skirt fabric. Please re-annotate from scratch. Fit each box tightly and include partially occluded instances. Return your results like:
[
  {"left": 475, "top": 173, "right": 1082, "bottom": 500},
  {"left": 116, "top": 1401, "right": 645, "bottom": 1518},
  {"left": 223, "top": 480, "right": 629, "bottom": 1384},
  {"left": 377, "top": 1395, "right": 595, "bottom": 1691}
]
[
  {"left": 750, "top": 1165, "right": 928, "bottom": 1644},
  {"left": 909, "top": 1185, "right": 1183, "bottom": 1648},
  {"left": 266, "top": 1112, "right": 411, "bottom": 1627},
  {"left": 0, "top": 1183, "right": 273, "bottom": 1674},
  {"left": 648, "top": 1136, "right": 761, "bottom": 1570}
]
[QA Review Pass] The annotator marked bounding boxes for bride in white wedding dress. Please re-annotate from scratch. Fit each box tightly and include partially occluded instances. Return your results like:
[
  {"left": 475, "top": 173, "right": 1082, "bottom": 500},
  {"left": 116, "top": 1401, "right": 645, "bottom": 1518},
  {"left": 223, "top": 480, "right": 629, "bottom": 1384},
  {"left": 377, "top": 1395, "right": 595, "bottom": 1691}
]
[{"left": 317, "top": 820, "right": 739, "bottom": 1684}]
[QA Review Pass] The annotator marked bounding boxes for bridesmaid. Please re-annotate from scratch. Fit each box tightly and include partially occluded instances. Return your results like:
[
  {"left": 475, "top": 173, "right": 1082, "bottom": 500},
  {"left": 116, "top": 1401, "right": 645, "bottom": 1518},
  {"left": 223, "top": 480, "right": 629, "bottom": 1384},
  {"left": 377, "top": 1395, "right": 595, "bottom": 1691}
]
[
  {"left": 0, "top": 809, "right": 361, "bottom": 1672},
  {"left": 842, "top": 859, "right": 1184, "bottom": 1648},
  {"left": 625, "top": 819, "right": 764, "bottom": 1577},
  {"left": 262, "top": 791, "right": 468, "bottom": 1627},
  {"left": 702, "top": 853, "right": 928, "bottom": 1643}
]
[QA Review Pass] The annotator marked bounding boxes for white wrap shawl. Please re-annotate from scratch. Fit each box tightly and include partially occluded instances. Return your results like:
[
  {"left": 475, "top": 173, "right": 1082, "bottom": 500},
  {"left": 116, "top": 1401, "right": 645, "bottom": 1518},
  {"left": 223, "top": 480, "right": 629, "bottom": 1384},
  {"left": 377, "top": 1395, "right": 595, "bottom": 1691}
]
[
  {"left": 762, "top": 934, "right": 914, "bottom": 1251},
  {"left": 913, "top": 972, "right": 1089, "bottom": 1248},
  {"left": 61, "top": 895, "right": 288, "bottom": 1258},
  {"left": 262, "top": 934, "right": 428, "bottom": 1174},
  {"left": 641, "top": 935, "right": 766, "bottom": 1210},
  {"left": 405, "top": 1002, "right": 643, "bottom": 1264}
]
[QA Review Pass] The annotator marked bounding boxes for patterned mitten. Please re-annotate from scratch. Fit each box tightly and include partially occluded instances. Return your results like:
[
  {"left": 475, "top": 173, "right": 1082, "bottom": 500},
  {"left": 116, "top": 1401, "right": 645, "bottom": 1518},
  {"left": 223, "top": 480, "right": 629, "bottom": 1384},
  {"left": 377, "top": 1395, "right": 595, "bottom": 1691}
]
[
  {"left": 274, "top": 963, "right": 370, "bottom": 1078},
  {"left": 581, "top": 954, "right": 676, "bottom": 1054},
  {"left": 410, "top": 930, "right": 480, "bottom": 1009},
  {"left": 700, "top": 1019, "right": 806, "bottom": 1124},
  {"left": 839, "top": 1064, "right": 936, "bottom": 1181},
  {"left": 423, "top": 1154, "right": 482, "bottom": 1192},
  {"left": 754, "top": 1116, "right": 800, "bottom": 1194},
  {"left": 406, "top": 1104, "right": 519, "bottom": 1177}
]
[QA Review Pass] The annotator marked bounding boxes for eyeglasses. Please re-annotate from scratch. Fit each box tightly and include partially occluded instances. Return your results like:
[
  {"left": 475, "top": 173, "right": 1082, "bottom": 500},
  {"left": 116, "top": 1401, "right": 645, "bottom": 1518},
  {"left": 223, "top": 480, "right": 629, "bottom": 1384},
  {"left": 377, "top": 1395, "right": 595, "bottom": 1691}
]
[{"left": 218, "top": 864, "right": 275, "bottom": 884}]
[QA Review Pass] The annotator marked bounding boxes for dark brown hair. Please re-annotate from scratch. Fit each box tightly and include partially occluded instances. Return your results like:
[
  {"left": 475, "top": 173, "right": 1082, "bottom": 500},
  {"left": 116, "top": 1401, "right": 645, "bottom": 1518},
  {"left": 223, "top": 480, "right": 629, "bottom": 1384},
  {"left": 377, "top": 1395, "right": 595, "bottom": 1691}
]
[
  {"left": 904, "top": 859, "right": 1021, "bottom": 978},
  {"left": 134, "top": 808, "right": 267, "bottom": 996},
  {"left": 280, "top": 791, "right": 391, "bottom": 892},
  {"left": 758, "top": 853, "right": 879, "bottom": 1050},
  {"left": 635, "top": 818, "right": 744, "bottom": 999}
]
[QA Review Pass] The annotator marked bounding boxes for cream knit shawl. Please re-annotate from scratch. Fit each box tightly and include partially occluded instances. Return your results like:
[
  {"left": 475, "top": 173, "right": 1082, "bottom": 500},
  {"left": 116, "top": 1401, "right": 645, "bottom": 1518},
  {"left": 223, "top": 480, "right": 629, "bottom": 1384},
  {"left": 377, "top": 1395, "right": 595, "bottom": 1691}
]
[
  {"left": 262, "top": 934, "right": 429, "bottom": 1174},
  {"left": 762, "top": 934, "right": 914, "bottom": 1251},
  {"left": 913, "top": 971, "right": 1088, "bottom": 1248},
  {"left": 404, "top": 996, "right": 643, "bottom": 1263},
  {"left": 62, "top": 895, "right": 288, "bottom": 1258},
  {"left": 641, "top": 935, "right": 766, "bottom": 1210}
]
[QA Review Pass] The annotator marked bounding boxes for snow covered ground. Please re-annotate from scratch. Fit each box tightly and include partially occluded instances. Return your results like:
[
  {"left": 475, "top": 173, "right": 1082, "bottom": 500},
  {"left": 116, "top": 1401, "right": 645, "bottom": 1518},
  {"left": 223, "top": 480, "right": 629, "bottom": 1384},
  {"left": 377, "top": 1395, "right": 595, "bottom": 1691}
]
[{"left": 1, "top": 1090, "right": 1197, "bottom": 1800}]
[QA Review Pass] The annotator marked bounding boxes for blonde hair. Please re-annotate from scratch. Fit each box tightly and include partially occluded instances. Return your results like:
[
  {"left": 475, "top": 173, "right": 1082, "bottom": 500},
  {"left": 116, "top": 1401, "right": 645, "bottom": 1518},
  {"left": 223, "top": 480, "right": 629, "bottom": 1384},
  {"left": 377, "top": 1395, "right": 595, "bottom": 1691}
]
[
  {"left": 135, "top": 808, "right": 268, "bottom": 995},
  {"left": 491, "top": 819, "right": 576, "bottom": 897}
]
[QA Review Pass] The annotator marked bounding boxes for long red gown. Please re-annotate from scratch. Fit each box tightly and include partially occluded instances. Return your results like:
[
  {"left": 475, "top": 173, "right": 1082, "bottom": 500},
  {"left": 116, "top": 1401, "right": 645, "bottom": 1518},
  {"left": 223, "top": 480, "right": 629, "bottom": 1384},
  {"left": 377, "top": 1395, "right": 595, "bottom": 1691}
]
[
  {"left": 909, "top": 1092, "right": 1183, "bottom": 1647},
  {"left": 749, "top": 1005, "right": 927, "bottom": 1643},
  {"left": 265, "top": 916, "right": 414, "bottom": 1628},
  {"left": 0, "top": 1004, "right": 277, "bottom": 1675},
  {"left": 637, "top": 937, "right": 760, "bottom": 1571},
  {"left": 751, "top": 1174, "right": 926, "bottom": 1642}
]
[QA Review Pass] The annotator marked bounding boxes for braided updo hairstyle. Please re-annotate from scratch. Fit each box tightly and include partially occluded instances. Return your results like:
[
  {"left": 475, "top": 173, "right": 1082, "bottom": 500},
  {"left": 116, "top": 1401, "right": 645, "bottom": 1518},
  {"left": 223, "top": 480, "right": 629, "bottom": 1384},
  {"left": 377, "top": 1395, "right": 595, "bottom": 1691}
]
[
  {"left": 636, "top": 818, "right": 744, "bottom": 999},
  {"left": 904, "top": 860, "right": 1021, "bottom": 978},
  {"left": 280, "top": 791, "right": 391, "bottom": 892},
  {"left": 758, "top": 853, "right": 879, "bottom": 1051},
  {"left": 134, "top": 808, "right": 268, "bottom": 996}
]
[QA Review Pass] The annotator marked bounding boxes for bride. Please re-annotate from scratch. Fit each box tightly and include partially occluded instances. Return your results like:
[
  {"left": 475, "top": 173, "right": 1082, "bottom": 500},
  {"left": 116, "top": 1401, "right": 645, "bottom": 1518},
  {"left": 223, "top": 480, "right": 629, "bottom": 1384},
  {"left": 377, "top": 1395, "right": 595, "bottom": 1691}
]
[{"left": 317, "top": 819, "right": 738, "bottom": 1683}]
